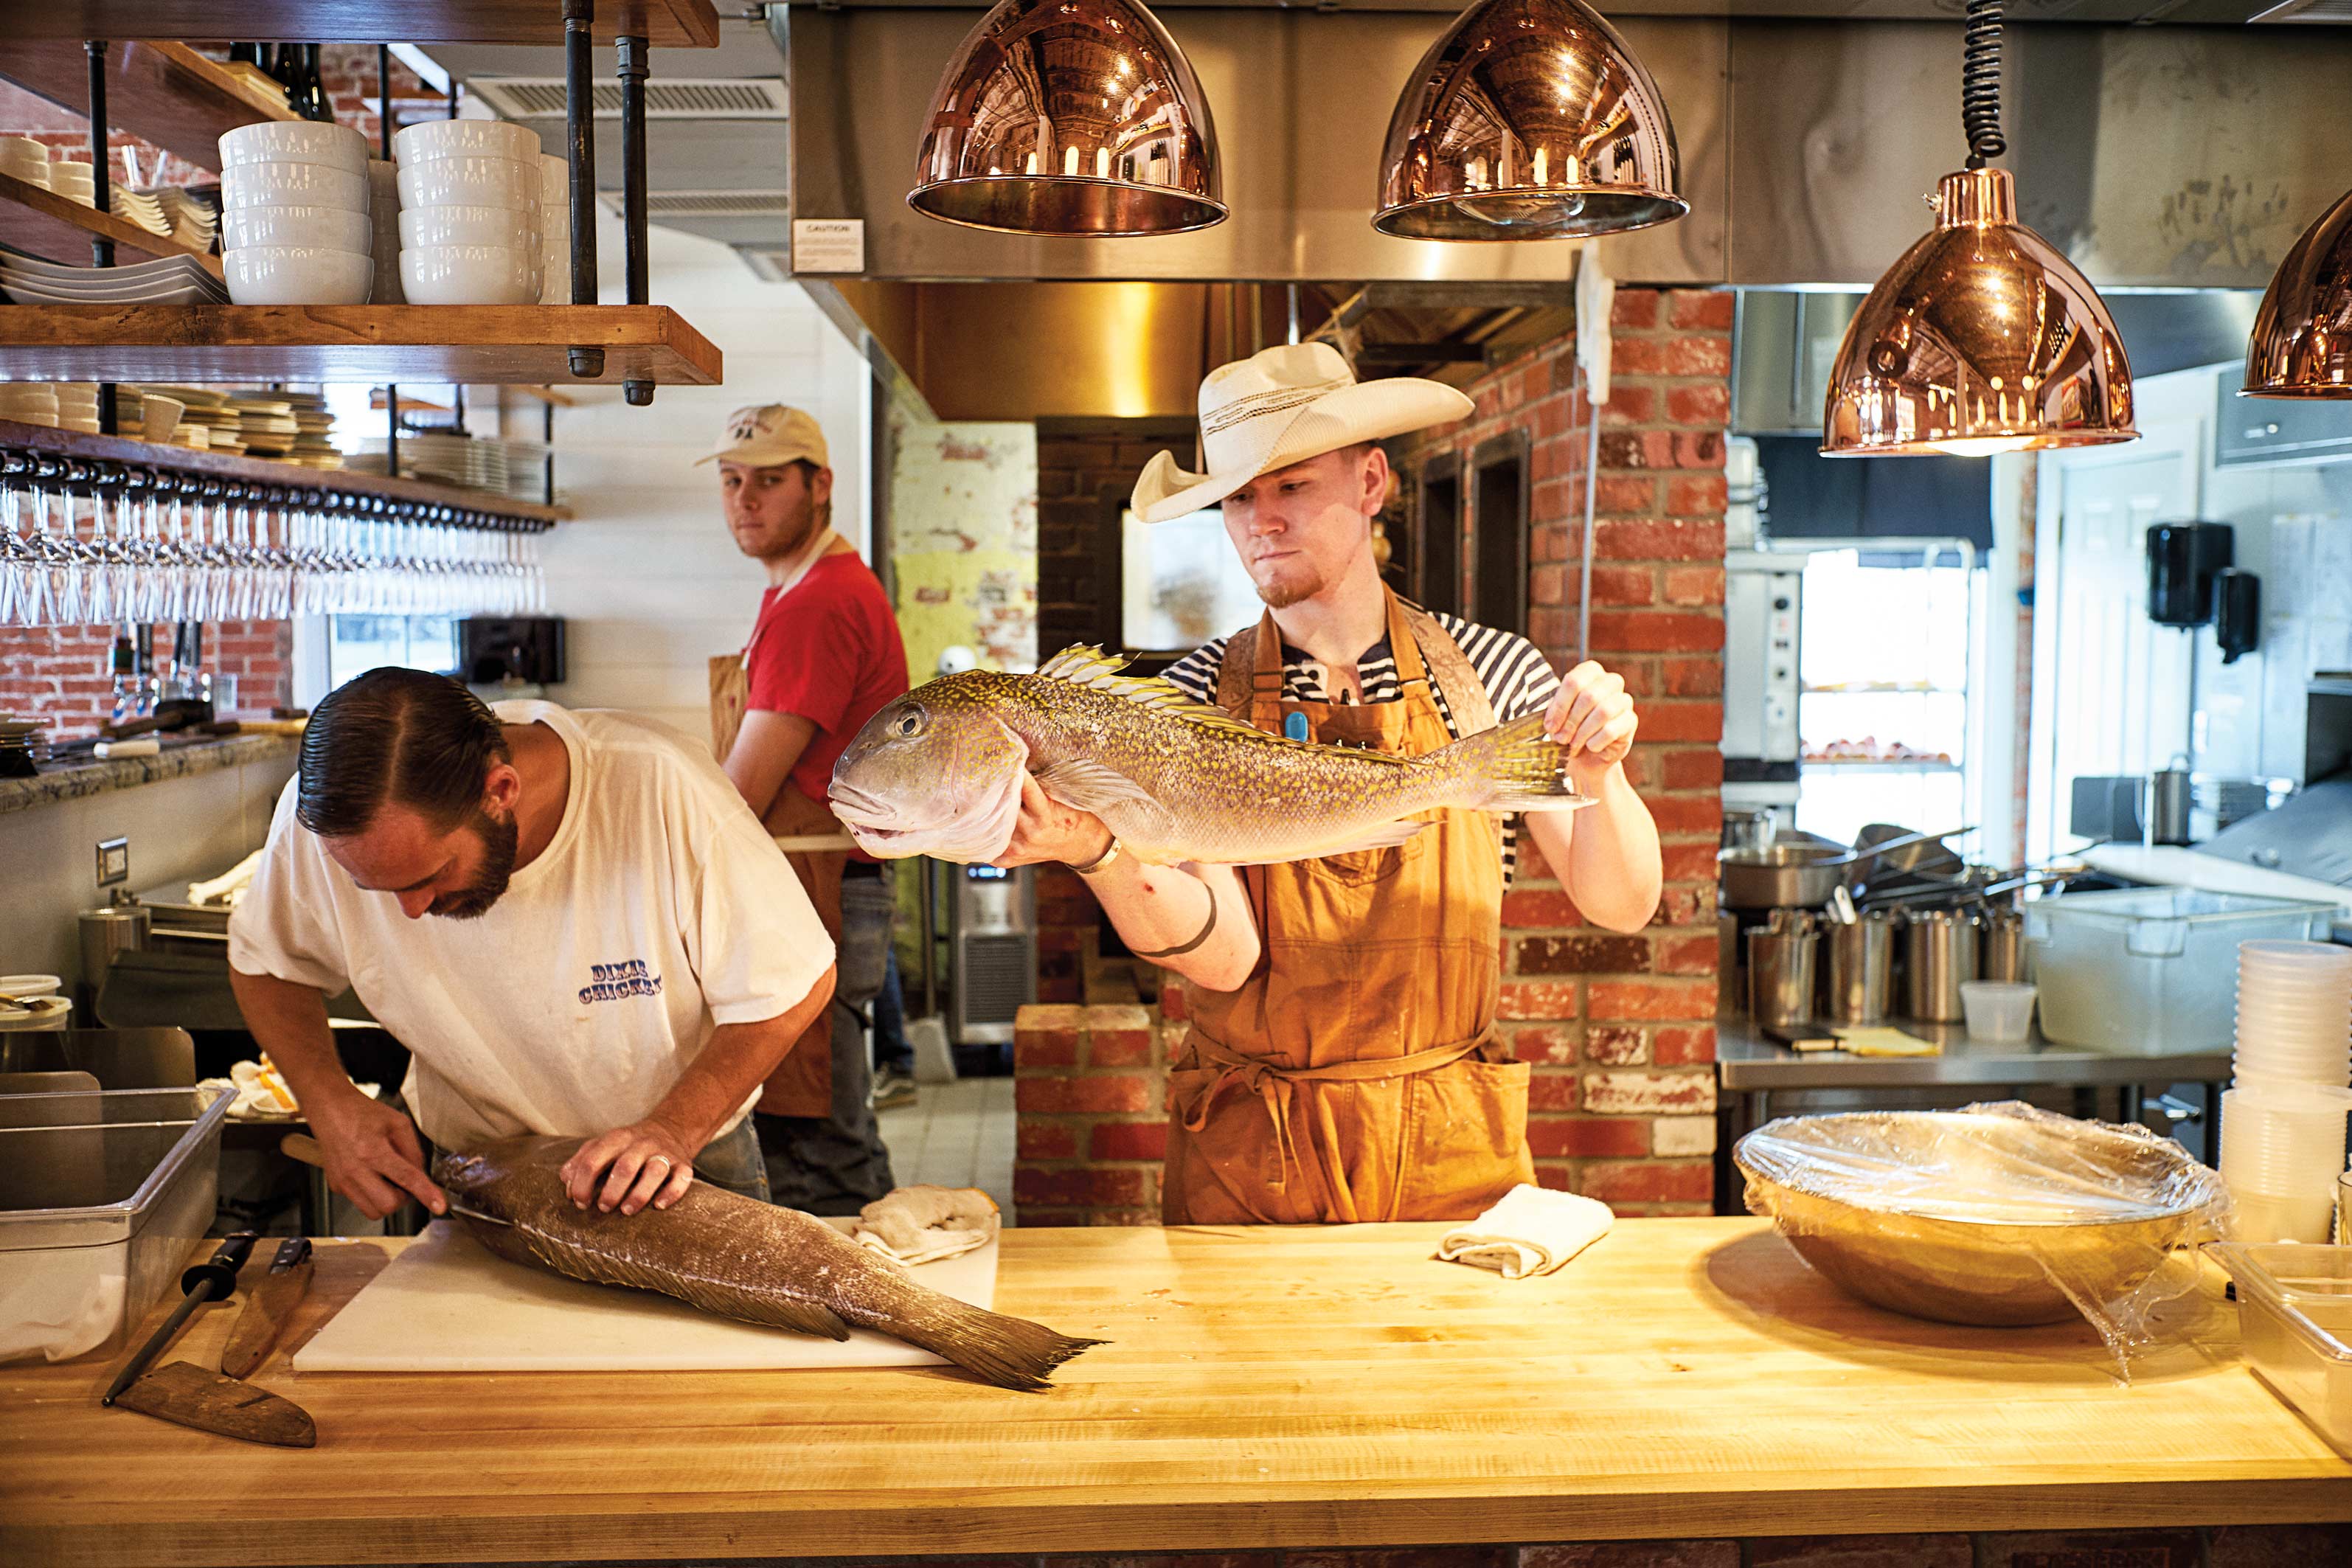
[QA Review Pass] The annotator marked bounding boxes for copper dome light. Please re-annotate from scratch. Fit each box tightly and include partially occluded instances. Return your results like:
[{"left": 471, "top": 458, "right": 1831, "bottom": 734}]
[
  {"left": 1821, "top": 0, "right": 2135, "bottom": 457},
  {"left": 908, "top": 0, "right": 1226, "bottom": 237},
  {"left": 1372, "top": 0, "right": 1686, "bottom": 241},
  {"left": 2244, "top": 186, "right": 2352, "bottom": 398}
]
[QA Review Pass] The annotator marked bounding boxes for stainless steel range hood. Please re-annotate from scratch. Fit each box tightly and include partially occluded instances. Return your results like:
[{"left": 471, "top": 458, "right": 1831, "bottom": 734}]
[{"left": 786, "top": 7, "right": 2352, "bottom": 290}]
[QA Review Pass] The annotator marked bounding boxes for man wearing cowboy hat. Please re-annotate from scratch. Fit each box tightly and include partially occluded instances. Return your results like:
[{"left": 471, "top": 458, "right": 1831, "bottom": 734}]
[{"left": 993, "top": 343, "right": 1663, "bottom": 1225}]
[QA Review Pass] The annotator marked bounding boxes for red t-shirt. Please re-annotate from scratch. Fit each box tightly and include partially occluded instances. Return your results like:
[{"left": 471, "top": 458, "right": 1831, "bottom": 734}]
[{"left": 743, "top": 550, "right": 909, "bottom": 853}]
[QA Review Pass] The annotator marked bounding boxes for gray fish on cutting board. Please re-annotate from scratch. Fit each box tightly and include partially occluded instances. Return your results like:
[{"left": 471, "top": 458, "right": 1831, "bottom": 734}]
[{"left": 434, "top": 1135, "right": 1103, "bottom": 1391}]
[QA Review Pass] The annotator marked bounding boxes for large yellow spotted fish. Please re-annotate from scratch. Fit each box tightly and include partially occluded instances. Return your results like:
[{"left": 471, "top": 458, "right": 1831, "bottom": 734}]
[{"left": 828, "top": 645, "right": 1595, "bottom": 866}]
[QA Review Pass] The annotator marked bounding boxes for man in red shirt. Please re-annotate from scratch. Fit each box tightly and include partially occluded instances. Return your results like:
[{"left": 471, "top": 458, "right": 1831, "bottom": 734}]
[{"left": 706, "top": 403, "right": 909, "bottom": 1213}]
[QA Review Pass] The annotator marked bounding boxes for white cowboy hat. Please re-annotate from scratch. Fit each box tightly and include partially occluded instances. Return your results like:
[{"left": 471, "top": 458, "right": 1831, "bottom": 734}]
[{"left": 1130, "top": 342, "right": 1474, "bottom": 524}]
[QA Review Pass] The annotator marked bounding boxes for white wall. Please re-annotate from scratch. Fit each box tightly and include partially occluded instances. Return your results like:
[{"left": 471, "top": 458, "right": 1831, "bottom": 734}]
[{"left": 535, "top": 209, "right": 875, "bottom": 739}]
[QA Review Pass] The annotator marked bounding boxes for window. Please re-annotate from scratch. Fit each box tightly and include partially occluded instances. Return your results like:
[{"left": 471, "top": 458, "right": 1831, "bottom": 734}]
[
  {"left": 1120, "top": 507, "right": 1260, "bottom": 656},
  {"left": 326, "top": 614, "right": 459, "bottom": 690},
  {"left": 1795, "top": 544, "right": 1982, "bottom": 848}
]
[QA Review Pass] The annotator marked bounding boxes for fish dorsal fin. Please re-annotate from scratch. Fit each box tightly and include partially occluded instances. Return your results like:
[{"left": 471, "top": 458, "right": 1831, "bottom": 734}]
[{"left": 1030, "top": 644, "right": 1418, "bottom": 765}]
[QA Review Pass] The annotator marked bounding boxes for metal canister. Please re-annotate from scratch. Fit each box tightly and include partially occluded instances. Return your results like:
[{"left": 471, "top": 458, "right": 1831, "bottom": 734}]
[
  {"left": 1747, "top": 926, "right": 1819, "bottom": 1029},
  {"left": 1901, "top": 909, "right": 1980, "bottom": 1022},
  {"left": 2148, "top": 765, "right": 2193, "bottom": 847},
  {"left": 1825, "top": 913, "right": 1894, "bottom": 1025},
  {"left": 77, "top": 901, "right": 150, "bottom": 1014},
  {"left": 1981, "top": 909, "right": 2027, "bottom": 982}
]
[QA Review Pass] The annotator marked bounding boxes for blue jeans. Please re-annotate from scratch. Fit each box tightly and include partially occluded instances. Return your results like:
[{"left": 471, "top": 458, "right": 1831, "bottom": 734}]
[
  {"left": 756, "top": 870, "right": 898, "bottom": 1215},
  {"left": 693, "top": 1116, "right": 770, "bottom": 1203}
]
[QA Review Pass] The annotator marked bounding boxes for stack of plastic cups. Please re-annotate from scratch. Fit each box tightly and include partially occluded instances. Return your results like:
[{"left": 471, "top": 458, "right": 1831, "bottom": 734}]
[{"left": 2223, "top": 940, "right": 2352, "bottom": 1242}]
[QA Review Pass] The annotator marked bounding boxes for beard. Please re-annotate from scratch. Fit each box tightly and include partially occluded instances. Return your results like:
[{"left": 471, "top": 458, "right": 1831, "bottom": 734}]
[
  {"left": 733, "top": 502, "right": 825, "bottom": 565},
  {"left": 429, "top": 805, "right": 519, "bottom": 920},
  {"left": 1254, "top": 558, "right": 1326, "bottom": 610}
]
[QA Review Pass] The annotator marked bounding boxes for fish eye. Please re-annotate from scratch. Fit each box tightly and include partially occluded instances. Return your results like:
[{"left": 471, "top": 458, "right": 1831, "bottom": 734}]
[{"left": 892, "top": 706, "right": 926, "bottom": 739}]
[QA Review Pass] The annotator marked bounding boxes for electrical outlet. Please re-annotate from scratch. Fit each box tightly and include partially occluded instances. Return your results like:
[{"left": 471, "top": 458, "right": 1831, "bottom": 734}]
[{"left": 96, "top": 836, "right": 129, "bottom": 888}]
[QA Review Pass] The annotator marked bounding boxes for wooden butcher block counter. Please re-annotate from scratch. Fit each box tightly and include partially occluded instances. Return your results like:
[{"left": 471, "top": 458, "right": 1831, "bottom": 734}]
[{"left": 3, "top": 1218, "right": 2348, "bottom": 1567}]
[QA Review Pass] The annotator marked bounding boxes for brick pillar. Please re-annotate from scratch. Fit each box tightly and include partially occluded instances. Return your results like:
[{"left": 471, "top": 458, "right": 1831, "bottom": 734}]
[{"left": 1012, "top": 1002, "right": 1168, "bottom": 1225}]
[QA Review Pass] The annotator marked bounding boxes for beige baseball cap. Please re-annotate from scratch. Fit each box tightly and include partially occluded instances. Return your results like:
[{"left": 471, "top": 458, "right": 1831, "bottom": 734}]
[{"left": 698, "top": 403, "right": 829, "bottom": 468}]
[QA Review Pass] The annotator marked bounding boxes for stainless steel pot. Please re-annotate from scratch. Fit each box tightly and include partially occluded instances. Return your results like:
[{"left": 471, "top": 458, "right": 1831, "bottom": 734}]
[
  {"left": 1901, "top": 909, "right": 1980, "bottom": 1022},
  {"left": 1748, "top": 926, "right": 1820, "bottom": 1027},
  {"left": 1825, "top": 914, "right": 1894, "bottom": 1025},
  {"left": 1718, "top": 836, "right": 1848, "bottom": 910},
  {"left": 1981, "top": 909, "right": 2027, "bottom": 982},
  {"left": 1721, "top": 808, "right": 1777, "bottom": 853}
]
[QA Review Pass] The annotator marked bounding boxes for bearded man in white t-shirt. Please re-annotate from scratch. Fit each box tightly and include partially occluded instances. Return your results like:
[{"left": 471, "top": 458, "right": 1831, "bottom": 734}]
[{"left": 228, "top": 667, "right": 839, "bottom": 1221}]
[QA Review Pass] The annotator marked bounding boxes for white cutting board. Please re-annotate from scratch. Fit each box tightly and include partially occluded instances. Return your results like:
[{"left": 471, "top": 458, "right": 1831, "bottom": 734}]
[{"left": 294, "top": 1218, "right": 996, "bottom": 1373}]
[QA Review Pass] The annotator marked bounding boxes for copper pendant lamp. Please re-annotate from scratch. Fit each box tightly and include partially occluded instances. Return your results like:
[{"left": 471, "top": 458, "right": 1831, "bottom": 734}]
[
  {"left": 1372, "top": 0, "right": 1685, "bottom": 240},
  {"left": 2244, "top": 185, "right": 2352, "bottom": 398},
  {"left": 1820, "top": 0, "right": 2135, "bottom": 457},
  {"left": 908, "top": 0, "right": 1225, "bottom": 237}
]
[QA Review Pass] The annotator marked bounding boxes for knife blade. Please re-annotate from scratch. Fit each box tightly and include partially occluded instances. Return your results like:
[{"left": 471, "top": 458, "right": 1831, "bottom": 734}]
[
  {"left": 114, "top": 1360, "right": 316, "bottom": 1449},
  {"left": 220, "top": 1237, "right": 313, "bottom": 1380}
]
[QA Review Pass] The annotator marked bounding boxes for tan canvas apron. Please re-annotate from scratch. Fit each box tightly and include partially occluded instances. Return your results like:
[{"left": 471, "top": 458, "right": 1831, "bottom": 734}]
[
  {"left": 1163, "top": 589, "right": 1536, "bottom": 1225},
  {"left": 708, "top": 550, "right": 852, "bottom": 1121}
]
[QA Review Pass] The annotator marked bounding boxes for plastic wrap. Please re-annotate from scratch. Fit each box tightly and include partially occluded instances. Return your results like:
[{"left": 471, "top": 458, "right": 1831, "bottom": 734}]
[{"left": 1735, "top": 1101, "right": 2233, "bottom": 1380}]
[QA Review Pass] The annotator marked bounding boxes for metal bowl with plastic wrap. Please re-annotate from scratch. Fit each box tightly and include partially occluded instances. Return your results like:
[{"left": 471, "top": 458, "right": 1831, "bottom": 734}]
[{"left": 1733, "top": 1103, "right": 2231, "bottom": 1335}]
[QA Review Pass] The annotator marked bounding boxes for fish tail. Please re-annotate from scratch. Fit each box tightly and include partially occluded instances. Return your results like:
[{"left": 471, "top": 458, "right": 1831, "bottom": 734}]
[
  {"left": 878, "top": 1294, "right": 1106, "bottom": 1391},
  {"left": 1434, "top": 712, "right": 1584, "bottom": 813}
]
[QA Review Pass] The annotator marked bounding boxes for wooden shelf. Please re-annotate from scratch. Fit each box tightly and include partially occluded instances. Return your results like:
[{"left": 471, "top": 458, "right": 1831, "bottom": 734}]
[
  {"left": 0, "top": 170, "right": 223, "bottom": 274},
  {"left": 0, "top": 3, "right": 721, "bottom": 46},
  {"left": 0, "top": 304, "right": 723, "bottom": 387},
  {"left": 0, "top": 41, "right": 297, "bottom": 175},
  {"left": 0, "top": 417, "right": 573, "bottom": 526}
]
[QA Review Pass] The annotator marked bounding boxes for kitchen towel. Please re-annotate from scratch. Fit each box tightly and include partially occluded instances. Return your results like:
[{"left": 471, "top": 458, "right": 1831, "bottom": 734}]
[
  {"left": 852, "top": 1184, "right": 1002, "bottom": 1266},
  {"left": 1437, "top": 1184, "right": 1614, "bottom": 1279}
]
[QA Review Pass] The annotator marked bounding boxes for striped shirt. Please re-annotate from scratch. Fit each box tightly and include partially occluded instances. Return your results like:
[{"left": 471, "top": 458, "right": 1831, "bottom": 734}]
[{"left": 1162, "top": 612, "right": 1563, "bottom": 880}]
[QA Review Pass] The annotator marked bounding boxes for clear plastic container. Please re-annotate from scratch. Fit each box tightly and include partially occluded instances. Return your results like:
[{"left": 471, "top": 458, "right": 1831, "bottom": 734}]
[
  {"left": 1959, "top": 980, "right": 2036, "bottom": 1042},
  {"left": 2026, "top": 889, "right": 2341, "bottom": 1055},
  {"left": 0, "top": 1084, "right": 228, "bottom": 1363},
  {"left": 2207, "top": 1242, "right": 2352, "bottom": 1452}
]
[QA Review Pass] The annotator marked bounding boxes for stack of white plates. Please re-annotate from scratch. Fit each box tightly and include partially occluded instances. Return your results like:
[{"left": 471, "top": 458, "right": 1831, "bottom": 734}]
[
  {"left": 0, "top": 251, "right": 229, "bottom": 305},
  {"left": 149, "top": 385, "right": 245, "bottom": 453},
  {"left": 2223, "top": 939, "right": 2352, "bottom": 1241},
  {"left": 155, "top": 187, "right": 220, "bottom": 251},
  {"left": 538, "top": 153, "right": 571, "bottom": 304},
  {"left": 111, "top": 187, "right": 171, "bottom": 236},
  {"left": 395, "top": 118, "right": 544, "bottom": 305},
  {"left": 52, "top": 382, "right": 100, "bottom": 434},
  {"left": 218, "top": 122, "right": 374, "bottom": 305},
  {"left": 1, "top": 136, "right": 50, "bottom": 189},
  {"left": 49, "top": 158, "right": 94, "bottom": 207}
]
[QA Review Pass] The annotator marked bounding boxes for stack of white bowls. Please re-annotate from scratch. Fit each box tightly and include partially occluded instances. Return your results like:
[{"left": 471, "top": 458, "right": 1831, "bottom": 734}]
[
  {"left": 49, "top": 157, "right": 94, "bottom": 208},
  {"left": 1, "top": 136, "right": 50, "bottom": 189},
  {"left": 0, "top": 383, "right": 60, "bottom": 428},
  {"left": 538, "top": 153, "right": 572, "bottom": 304},
  {"left": 218, "top": 122, "right": 374, "bottom": 305},
  {"left": 395, "top": 119, "right": 544, "bottom": 305},
  {"left": 2222, "top": 939, "right": 2352, "bottom": 1241},
  {"left": 51, "top": 383, "right": 100, "bottom": 434}
]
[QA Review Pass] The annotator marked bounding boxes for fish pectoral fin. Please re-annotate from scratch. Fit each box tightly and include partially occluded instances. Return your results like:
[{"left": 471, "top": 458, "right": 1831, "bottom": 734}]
[
  {"left": 1031, "top": 759, "right": 1177, "bottom": 839},
  {"left": 1313, "top": 819, "right": 1431, "bottom": 856}
]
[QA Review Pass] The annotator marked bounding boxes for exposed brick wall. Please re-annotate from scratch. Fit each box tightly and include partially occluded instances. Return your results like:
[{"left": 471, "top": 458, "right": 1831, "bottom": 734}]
[
  {"left": 1012, "top": 1002, "right": 1168, "bottom": 1225},
  {"left": 1035, "top": 415, "right": 1194, "bottom": 665},
  {"left": 0, "top": 621, "right": 291, "bottom": 740},
  {"left": 1387, "top": 287, "right": 1730, "bottom": 1213},
  {"left": 1011, "top": 296, "right": 1731, "bottom": 1224}
]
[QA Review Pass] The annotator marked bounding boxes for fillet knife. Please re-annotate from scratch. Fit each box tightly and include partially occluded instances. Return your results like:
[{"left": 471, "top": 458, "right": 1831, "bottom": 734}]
[{"left": 220, "top": 1237, "right": 314, "bottom": 1379}]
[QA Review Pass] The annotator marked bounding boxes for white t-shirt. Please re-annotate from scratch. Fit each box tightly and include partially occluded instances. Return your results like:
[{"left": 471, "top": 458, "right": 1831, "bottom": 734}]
[{"left": 227, "top": 701, "right": 834, "bottom": 1154}]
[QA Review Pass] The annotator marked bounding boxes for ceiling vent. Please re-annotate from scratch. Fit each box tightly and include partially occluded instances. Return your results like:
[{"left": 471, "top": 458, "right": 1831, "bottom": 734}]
[
  {"left": 599, "top": 189, "right": 793, "bottom": 218},
  {"left": 2249, "top": 0, "right": 2352, "bottom": 18},
  {"left": 465, "top": 77, "right": 788, "bottom": 119}
]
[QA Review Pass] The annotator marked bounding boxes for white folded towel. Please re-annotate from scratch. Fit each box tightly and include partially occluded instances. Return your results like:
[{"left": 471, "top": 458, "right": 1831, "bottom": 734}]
[
  {"left": 1436, "top": 1183, "right": 1614, "bottom": 1279},
  {"left": 852, "top": 1184, "right": 1001, "bottom": 1266}
]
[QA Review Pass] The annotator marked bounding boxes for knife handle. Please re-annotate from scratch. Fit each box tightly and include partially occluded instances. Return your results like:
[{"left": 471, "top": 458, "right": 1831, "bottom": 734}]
[
  {"left": 180, "top": 1231, "right": 260, "bottom": 1299},
  {"left": 269, "top": 1237, "right": 313, "bottom": 1272}
]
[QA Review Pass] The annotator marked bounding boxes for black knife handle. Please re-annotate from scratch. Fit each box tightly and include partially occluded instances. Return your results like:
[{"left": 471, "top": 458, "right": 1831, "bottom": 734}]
[
  {"left": 270, "top": 1237, "right": 313, "bottom": 1273},
  {"left": 180, "top": 1231, "right": 260, "bottom": 1298}
]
